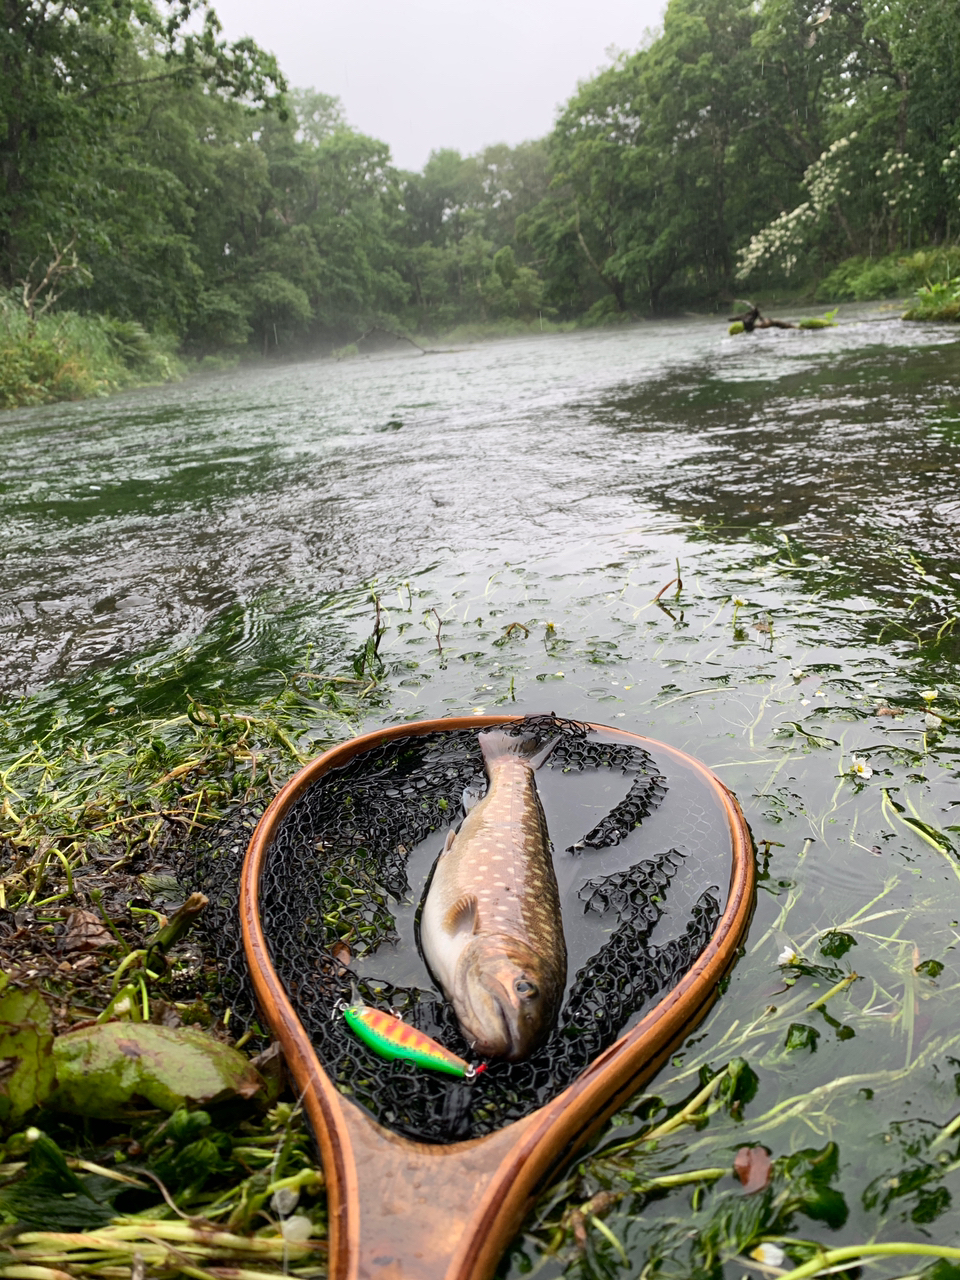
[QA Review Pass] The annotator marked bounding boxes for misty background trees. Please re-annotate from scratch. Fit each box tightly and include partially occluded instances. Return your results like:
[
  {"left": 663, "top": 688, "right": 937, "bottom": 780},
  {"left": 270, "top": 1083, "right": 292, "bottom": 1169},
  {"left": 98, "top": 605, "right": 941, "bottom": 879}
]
[{"left": 2, "top": 0, "right": 959, "bottom": 358}]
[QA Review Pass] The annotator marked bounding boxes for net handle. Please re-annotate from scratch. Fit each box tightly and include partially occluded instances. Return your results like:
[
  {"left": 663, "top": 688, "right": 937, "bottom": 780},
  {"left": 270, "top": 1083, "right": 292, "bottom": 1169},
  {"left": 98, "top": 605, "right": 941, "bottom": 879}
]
[{"left": 241, "top": 716, "right": 755, "bottom": 1280}]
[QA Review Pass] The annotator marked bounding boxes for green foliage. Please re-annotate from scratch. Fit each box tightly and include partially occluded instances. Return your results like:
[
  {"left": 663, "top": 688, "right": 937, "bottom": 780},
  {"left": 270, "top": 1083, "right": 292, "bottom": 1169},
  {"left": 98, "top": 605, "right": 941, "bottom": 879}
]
[
  {"left": 785, "top": 1022, "right": 821, "bottom": 1051},
  {"left": 738, "top": 0, "right": 960, "bottom": 286},
  {"left": 0, "top": 299, "right": 182, "bottom": 408},
  {"left": 819, "top": 930, "right": 857, "bottom": 959},
  {"left": 817, "top": 249, "right": 960, "bottom": 303},
  {"left": 0, "top": 1130, "right": 121, "bottom": 1229},
  {"left": 903, "top": 275, "right": 960, "bottom": 322},
  {"left": 0, "top": 975, "right": 55, "bottom": 1132}
]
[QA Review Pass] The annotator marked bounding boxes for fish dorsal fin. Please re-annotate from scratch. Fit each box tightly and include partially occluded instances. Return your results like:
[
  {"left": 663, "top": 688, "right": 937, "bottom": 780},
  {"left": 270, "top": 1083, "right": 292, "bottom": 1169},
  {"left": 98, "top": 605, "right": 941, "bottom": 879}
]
[{"left": 444, "top": 893, "right": 479, "bottom": 936}]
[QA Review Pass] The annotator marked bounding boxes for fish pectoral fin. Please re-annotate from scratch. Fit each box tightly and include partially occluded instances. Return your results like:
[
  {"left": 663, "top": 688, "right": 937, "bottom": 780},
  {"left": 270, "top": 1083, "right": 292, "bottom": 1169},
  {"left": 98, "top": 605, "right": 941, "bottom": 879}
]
[
  {"left": 440, "top": 828, "right": 457, "bottom": 857},
  {"left": 444, "top": 893, "right": 480, "bottom": 936}
]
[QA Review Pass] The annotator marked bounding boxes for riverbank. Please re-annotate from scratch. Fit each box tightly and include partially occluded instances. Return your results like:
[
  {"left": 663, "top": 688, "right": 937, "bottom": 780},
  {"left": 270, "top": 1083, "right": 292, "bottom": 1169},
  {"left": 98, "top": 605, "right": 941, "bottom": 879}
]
[
  {"left": 5, "top": 246, "right": 960, "bottom": 412},
  {"left": 0, "top": 303, "right": 185, "bottom": 410}
]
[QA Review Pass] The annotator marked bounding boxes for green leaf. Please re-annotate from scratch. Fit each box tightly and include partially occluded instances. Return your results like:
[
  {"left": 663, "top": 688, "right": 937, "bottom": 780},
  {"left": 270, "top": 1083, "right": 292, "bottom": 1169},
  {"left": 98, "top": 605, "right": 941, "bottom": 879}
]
[
  {"left": 922, "top": 1259, "right": 960, "bottom": 1280},
  {"left": 900, "top": 814, "right": 954, "bottom": 852},
  {"left": 779, "top": 1142, "right": 848, "bottom": 1229},
  {"left": 51, "top": 1022, "right": 263, "bottom": 1118},
  {"left": 784, "top": 1023, "right": 820, "bottom": 1052},
  {"left": 0, "top": 971, "right": 56, "bottom": 1133},
  {"left": 0, "top": 1131, "right": 120, "bottom": 1230},
  {"left": 819, "top": 930, "right": 857, "bottom": 959}
]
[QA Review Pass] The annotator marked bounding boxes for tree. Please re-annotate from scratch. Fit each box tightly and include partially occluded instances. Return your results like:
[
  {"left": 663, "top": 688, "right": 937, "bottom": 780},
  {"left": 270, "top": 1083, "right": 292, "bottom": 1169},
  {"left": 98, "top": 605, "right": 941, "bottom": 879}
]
[
  {"left": 0, "top": 0, "right": 284, "bottom": 291},
  {"left": 526, "top": 0, "right": 767, "bottom": 316}
]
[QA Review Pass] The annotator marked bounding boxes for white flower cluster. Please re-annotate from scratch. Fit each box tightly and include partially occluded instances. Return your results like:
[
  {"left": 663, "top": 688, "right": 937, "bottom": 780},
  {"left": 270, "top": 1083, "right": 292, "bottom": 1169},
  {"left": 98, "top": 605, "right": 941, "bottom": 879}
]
[
  {"left": 877, "top": 149, "right": 924, "bottom": 212},
  {"left": 736, "top": 134, "right": 857, "bottom": 280},
  {"left": 735, "top": 202, "right": 816, "bottom": 279},
  {"left": 941, "top": 147, "right": 960, "bottom": 202}
]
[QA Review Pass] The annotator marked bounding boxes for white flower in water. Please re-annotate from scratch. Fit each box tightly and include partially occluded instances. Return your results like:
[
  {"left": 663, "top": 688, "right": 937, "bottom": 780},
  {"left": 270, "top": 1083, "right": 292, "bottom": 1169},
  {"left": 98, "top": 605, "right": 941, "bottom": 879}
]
[
  {"left": 555, "top": 671, "right": 565, "bottom": 677},
  {"left": 751, "top": 1242, "right": 786, "bottom": 1266},
  {"left": 790, "top": 667, "right": 804, "bottom": 680},
  {"left": 732, "top": 597, "right": 746, "bottom": 608},
  {"left": 271, "top": 1186, "right": 300, "bottom": 1216},
  {"left": 925, "top": 712, "right": 943, "bottom": 729},
  {"left": 280, "top": 1215, "right": 313, "bottom": 1243},
  {"left": 777, "top": 946, "right": 798, "bottom": 966},
  {"left": 920, "top": 689, "right": 938, "bottom": 702},
  {"left": 849, "top": 756, "right": 873, "bottom": 779},
  {"left": 471, "top": 706, "right": 486, "bottom": 715}
]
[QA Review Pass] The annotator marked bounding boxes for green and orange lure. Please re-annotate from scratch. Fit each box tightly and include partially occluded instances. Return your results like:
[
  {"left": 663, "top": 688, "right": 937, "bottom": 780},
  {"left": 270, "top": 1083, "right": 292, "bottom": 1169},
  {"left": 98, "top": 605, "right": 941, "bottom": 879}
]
[{"left": 339, "top": 1001, "right": 487, "bottom": 1081}]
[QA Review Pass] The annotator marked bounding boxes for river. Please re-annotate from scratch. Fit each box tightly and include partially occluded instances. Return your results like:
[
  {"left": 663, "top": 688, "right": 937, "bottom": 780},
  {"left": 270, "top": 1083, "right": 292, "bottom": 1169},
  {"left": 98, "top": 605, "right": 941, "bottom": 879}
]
[{"left": 4, "top": 309, "right": 960, "bottom": 1273}]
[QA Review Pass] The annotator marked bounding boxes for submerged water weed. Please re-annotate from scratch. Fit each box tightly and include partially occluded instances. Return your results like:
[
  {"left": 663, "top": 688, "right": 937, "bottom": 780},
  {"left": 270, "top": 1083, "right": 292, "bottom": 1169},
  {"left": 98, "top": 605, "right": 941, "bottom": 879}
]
[{"left": 356, "top": 544, "right": 960, "bottom": 1277}]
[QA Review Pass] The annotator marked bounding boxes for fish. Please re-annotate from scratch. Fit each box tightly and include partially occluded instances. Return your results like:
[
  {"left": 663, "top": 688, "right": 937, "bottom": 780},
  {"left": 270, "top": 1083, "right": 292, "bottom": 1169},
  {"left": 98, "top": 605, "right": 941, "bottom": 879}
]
[{"left": 419, "top": 727, "right": 566, "bottom": 1061}]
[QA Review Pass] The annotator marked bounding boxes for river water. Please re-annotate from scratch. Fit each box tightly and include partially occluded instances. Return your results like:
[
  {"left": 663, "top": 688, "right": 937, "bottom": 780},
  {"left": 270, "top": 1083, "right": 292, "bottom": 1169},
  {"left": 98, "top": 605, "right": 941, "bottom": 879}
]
[{"left": 4, "top": 310, "right": 960, "bottom": 1273}]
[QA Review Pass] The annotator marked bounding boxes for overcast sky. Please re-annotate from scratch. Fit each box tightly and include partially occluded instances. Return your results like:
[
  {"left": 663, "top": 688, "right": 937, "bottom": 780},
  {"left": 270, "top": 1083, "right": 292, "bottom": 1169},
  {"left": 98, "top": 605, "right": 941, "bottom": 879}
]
[{"left": 210, "top": 0, "right": 667, "bottom": 171}]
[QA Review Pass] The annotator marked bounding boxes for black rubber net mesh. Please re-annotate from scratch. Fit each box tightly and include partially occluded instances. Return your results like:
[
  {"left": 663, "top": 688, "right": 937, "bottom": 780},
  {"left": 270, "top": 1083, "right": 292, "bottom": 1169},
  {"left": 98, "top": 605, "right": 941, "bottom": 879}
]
[{"left": 191, "top": 716, "right": 721, "bottom": 1144}]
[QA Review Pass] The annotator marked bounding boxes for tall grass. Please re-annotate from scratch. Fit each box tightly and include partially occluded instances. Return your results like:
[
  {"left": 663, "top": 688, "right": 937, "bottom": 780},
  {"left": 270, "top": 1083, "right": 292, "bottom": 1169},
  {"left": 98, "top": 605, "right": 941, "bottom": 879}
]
[{"left": 0, "top": 293, "right": 183, "bottom": 410}]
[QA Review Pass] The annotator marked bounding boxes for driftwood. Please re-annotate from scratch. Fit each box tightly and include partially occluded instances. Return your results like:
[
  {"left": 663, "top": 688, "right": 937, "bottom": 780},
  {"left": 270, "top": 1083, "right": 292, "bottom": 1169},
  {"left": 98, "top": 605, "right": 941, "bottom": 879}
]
[
  {"left": 19, "top": 234, "right": 91, "bottom": 328},
  {"left": 355, "top": 324, "right": 428, "bottom": 353},
  {"left": 728, "top": 302, "right": 795, "bottom": 331}
]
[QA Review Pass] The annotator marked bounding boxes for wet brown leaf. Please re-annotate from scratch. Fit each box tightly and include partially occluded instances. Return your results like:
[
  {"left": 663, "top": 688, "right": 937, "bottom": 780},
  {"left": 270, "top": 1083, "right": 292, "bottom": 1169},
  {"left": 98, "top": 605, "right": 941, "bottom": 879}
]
[
  {"left": 568, "top": 1209, "right": 587, "bottom": 1251},
  {"left": 61, "top": 909, "right": 114, "bottom": 953},
  {"left": 734, "top": 1145, "right": 773, "bottom": 1194},
  {"left": 582, "top": 1190, "right": 621, "bottom": 1217}
]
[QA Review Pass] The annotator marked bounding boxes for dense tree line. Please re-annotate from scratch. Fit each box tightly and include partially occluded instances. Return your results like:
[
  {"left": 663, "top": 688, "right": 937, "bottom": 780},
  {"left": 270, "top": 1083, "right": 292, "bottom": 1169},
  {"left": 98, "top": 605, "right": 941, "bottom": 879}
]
[{"left": 2, "top": 0, "right": 959, "bottom": 356}]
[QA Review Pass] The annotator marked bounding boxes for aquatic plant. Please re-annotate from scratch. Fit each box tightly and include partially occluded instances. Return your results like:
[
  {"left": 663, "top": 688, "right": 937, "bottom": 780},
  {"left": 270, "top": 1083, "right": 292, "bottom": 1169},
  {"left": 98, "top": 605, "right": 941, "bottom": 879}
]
[{"left": 902, "top": 276, "right": 960, "bottom": 322}]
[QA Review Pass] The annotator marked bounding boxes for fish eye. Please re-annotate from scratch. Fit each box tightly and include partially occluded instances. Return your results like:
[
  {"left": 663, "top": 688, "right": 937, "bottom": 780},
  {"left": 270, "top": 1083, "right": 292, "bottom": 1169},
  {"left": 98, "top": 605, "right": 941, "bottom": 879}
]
[{"left": 515, "top": 979, "right": 538, "bottom": 998}]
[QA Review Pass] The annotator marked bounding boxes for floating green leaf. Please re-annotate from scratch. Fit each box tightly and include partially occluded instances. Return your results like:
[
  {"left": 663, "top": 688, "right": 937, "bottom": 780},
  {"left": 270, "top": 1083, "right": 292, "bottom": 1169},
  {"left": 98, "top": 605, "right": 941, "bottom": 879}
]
[
  {"left": 51, "top": 1022, "right": 263, "bottom": 1118},
  {"left": 785, "top": 1023, "right": 820, "bottom": 1052},
  {"left": 819, "top": 930, "right": 857, "bottom": 959},
  {"left": 779, "top": 1142, "right": 848, "bottom": 1229}
]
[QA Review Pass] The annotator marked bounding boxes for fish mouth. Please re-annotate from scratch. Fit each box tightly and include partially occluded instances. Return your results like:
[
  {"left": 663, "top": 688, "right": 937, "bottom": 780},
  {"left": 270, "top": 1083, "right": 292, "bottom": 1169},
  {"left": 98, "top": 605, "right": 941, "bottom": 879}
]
[
  {"left": 493, "top": 997, "right": 522, "bottom": 1061},
  {"left": 478, "top": 977, "right": 527, "bottom": 1060},
  {"left": 463, "top": 995, "right": 514, "bottom": 1059}
]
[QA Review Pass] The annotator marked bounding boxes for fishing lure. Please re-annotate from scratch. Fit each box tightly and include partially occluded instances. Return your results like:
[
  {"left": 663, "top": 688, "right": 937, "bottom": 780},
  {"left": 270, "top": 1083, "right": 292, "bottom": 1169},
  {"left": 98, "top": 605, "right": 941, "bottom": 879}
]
[{"left": 339, "top": 1000, "right": 486, "bottom": 1081}]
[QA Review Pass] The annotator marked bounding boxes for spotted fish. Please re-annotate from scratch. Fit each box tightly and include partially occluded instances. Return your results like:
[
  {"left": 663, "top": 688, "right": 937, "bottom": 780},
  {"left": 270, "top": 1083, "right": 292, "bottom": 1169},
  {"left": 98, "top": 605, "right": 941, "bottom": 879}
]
[{"left": 420, "top": 728, "right": 566, "bottom": 1061}]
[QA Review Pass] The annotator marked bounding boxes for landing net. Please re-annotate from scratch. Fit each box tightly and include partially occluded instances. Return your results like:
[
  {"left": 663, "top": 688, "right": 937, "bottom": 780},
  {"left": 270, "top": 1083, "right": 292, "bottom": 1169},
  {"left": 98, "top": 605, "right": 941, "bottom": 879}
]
[{"left": 191, "top": 717, "right": 722, "bottom": 1144}]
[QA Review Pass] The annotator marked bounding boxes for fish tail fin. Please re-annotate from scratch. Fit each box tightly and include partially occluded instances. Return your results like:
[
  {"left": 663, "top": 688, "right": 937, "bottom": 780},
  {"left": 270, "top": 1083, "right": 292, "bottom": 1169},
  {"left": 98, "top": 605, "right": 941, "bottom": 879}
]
[{"left": 479, "top": 727, "right": 559, "bottom": 771}]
